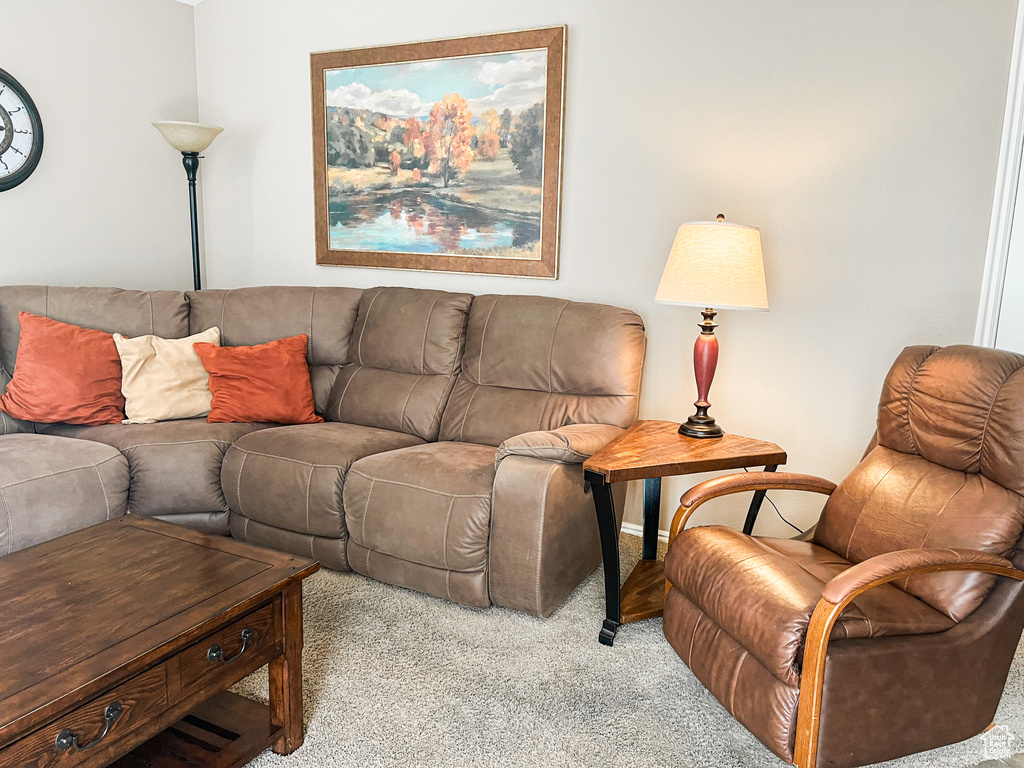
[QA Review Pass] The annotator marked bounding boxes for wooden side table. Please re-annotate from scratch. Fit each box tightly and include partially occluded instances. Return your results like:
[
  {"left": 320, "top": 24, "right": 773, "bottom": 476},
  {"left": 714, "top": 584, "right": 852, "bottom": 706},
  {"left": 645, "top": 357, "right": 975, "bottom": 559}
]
[{"left": 583, "top": 420, "right": 786, "bottom": 646}]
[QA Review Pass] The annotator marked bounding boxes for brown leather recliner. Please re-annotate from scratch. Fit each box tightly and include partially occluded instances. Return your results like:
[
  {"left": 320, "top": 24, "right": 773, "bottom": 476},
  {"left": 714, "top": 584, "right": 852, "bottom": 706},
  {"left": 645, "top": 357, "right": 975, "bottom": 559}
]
[{"left": 663, "top": 345, "right": 1024, "bottom": 767}]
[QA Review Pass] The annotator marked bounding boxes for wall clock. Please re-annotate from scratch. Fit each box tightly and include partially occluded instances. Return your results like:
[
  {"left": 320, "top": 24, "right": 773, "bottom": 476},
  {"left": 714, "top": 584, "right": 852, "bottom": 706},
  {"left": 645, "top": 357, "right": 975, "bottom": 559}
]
[{"left": 0, "top": 68, "right": 43, "bottom": 192}]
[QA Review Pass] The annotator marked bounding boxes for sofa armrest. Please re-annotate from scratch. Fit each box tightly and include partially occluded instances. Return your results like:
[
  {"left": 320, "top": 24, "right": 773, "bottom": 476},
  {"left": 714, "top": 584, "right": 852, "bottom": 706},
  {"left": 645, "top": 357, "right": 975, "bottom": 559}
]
[
  {"left": 489, "top": 454, "right": 626, "bottom": 617},
  {"left": 494, "top": 423, "right": 624, "bottom": 467},
  {"left": 820, "top": 548, "right": 1022, "bottom": 605},
  {"left": 670, "top": 471, "right": 836, "bottom": 545}
]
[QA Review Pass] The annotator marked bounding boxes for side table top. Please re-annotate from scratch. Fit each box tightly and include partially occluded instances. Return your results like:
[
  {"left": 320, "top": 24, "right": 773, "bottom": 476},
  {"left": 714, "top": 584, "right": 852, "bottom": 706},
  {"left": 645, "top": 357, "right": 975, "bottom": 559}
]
[{"left": 583, "top": 419, "right": 787, "bottom": 483}]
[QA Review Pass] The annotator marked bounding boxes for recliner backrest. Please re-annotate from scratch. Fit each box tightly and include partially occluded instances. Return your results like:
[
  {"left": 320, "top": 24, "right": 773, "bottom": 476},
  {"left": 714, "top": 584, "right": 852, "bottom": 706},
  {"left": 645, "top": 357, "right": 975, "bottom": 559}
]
[
  {"left": 188, "top": 286, "right": 363, "bottom": 416},
  {"left": 815, "top": 344, "right": 1024, "bottom": 621},
  {"left": 323, "top": 286, "right": 473, "bottom": 441},
  {"left": 438, "top": 294, "right": 647, "bottom": 447}
]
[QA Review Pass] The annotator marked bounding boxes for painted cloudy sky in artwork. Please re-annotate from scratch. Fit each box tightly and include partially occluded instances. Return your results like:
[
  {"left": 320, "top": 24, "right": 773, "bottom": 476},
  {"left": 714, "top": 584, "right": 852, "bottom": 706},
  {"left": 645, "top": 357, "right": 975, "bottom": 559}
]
[{"left": 324, "top": 50, "right": 547, "bottom": 119}]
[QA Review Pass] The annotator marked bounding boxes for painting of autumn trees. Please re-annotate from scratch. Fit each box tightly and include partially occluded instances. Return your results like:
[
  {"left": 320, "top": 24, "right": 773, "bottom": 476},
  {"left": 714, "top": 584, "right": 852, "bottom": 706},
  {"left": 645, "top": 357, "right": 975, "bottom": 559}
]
[{"left": 313, "top": 37, "right": 565, "bottom": 277}]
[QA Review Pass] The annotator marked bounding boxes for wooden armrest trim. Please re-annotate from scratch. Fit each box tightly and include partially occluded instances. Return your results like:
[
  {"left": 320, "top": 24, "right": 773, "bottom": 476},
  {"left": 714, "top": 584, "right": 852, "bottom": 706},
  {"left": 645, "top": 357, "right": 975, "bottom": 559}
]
[
  {"left": 668, "top": 472, "right": 836, "bottom": 547},
  {"left": 793, "top": 558, "right": 1023, "bottom": 768}
]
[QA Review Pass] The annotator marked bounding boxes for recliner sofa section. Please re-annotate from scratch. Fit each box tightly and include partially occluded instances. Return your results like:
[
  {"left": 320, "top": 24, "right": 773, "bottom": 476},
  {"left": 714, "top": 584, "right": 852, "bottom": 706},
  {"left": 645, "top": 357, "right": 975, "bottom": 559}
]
[{"left": 0, "top": 284, "right": 646, "bottom": 617}]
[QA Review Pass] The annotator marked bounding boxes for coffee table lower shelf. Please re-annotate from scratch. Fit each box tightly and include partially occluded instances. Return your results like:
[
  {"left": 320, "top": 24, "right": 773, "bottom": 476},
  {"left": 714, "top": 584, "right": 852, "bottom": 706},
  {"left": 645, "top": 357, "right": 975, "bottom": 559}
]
[{"left": 112, "top": 691, "right": 280, "bottom": 768}]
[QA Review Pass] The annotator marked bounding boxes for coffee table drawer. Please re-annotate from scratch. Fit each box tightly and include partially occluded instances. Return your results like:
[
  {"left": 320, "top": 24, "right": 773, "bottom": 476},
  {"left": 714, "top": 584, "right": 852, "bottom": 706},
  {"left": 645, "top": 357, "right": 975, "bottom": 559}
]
[
  {"left": 2, "top": 664, "right": 167, "bottom": 767},
  {"left": 178, "top": 601, "right": 278, "bottom": 696}
]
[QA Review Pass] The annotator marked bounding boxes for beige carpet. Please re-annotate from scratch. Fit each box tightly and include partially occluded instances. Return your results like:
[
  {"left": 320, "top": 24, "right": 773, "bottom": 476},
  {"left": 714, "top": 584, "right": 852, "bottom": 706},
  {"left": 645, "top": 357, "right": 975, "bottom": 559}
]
[{"left": 233, "top": 535, "right": 1024, "bottom": 767}]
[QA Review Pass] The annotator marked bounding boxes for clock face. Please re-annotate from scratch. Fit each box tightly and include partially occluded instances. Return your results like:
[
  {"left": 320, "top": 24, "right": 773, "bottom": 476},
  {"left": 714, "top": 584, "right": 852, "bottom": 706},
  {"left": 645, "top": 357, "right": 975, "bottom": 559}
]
[{"left": 0, "top": 68, "right": 43, "bottom": 192}]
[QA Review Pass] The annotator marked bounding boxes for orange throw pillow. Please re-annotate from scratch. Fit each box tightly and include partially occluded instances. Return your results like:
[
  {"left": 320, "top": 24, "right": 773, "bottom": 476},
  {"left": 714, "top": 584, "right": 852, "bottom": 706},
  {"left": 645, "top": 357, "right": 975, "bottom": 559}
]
[
  {"left": 193, "top": 334, "right": 322, "bottom": 425},
  {"left": 0, "top": 312, "right": 125, "bottom": 425}
]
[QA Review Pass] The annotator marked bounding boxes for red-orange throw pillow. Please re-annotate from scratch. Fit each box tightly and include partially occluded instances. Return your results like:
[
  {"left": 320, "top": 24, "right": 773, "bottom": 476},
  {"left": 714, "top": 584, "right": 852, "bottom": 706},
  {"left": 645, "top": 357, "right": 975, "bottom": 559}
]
[
  {"left": 0, "top": 312, "right": 125, "bottom": 425},
  {"left": 193, "top": 334, "right": 322, "bottom": 424}
]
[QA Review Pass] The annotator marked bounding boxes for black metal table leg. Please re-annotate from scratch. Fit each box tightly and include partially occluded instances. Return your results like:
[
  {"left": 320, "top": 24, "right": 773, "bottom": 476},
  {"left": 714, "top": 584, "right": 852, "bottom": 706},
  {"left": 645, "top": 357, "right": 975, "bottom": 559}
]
[
  {"left": 741, "top": 464, "right": 779, "bottom": 535},
  {"left": 642, "top": 477, "right": 661, "bottom": 560},
  {"left": 586, "top": 469, "right": 620, "bottom": 646}
]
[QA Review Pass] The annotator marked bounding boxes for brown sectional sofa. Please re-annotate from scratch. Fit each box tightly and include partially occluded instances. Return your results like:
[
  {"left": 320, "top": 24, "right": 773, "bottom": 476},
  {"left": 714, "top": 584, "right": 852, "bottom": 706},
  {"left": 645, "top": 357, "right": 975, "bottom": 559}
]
[{"left": 0, "top": 284, "right": 646, "bottom": 617}]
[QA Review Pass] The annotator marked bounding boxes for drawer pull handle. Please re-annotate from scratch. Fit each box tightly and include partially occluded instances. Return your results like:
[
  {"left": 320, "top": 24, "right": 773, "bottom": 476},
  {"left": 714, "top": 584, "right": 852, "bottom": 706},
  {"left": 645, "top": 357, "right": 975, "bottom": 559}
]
[
  {"left": 207, "top": 627, "right": 254, "bottom": 663},
  {"left": 55, "top": 701, "right": 122, "bottom": 752}
]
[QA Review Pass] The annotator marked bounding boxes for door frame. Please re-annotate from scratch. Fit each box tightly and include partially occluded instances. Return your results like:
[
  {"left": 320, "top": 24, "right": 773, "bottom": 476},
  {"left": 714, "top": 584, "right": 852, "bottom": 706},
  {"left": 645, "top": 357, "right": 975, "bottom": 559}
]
[{"left": 976, "top": 1, "right": 1024, "bottom": 347}]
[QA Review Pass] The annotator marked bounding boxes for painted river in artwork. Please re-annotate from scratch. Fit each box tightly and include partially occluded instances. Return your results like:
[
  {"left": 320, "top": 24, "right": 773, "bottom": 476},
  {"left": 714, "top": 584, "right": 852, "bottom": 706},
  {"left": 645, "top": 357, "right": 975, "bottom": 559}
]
[{"left": 328, "top": 191, "right": 540, "bottom": 256}]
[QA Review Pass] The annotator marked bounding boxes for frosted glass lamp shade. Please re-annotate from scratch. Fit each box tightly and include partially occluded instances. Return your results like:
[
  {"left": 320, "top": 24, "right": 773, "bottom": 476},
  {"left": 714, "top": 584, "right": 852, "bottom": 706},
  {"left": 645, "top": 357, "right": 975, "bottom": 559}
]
[
  {"left": 655, "top": 220, "right": 768, "bottom": 311},
  {"left": 152, "top": 121, "right": 223, "bottom": 153}
]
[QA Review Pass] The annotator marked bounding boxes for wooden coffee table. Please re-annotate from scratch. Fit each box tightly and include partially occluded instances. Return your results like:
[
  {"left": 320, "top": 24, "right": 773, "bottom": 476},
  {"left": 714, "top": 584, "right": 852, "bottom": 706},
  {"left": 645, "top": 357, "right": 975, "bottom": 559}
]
[{"left": 0, "top": 516, "right": 319, "bottom": 767}]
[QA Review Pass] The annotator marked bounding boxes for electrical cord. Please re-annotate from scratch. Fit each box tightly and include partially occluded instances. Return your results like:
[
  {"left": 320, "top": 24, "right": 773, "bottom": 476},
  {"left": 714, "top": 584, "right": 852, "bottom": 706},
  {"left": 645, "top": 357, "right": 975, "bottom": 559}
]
[{"left": 743, "top": 467, "right": 805, "bottom": 534}]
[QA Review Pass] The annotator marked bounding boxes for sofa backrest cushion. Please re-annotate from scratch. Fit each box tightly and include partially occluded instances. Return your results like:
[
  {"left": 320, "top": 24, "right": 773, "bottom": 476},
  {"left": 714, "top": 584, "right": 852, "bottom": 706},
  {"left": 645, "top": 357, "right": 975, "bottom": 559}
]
[
  {"left": 815, "top": 345, "right": 1024, "bottom": 621},
  {"left": 188, "top": 286, "right": 362, "bottom": 415},
  {"left": 323, "top": 286, "right": 473, "bottom": 441},
  {"left": 438, "top": 294, "right": 647, "bottom": 447},
  {"left": 0, "top": 285, "right": 190, "bottom": 408}
]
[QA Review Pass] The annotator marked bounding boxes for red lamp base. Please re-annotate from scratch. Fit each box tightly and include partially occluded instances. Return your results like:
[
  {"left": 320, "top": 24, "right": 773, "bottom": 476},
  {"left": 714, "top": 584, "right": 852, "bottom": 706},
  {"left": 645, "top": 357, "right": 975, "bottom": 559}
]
[
  {"left": 679, "top": 308, "right": 724, "bottom": 439},
  {"left": 679, "top": 411, "right": 724, "bottom": 438}
]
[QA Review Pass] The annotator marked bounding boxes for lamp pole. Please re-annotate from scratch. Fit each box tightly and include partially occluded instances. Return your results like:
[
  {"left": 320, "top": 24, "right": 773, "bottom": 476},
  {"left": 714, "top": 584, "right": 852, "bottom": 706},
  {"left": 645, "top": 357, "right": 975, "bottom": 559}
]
[
  {"left": 182, "top": 152, "right": 202, "bottom": 291},
  {"left": 152, "top": 121, "right": 223, "bottom": 292}
]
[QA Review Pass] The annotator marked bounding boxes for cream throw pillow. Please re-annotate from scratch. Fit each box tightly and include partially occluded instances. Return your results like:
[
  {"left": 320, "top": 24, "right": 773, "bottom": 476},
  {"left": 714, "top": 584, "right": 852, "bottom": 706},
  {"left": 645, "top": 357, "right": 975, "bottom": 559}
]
[{"left": 114, "top": 327, "right": 221, "bottom": 423}]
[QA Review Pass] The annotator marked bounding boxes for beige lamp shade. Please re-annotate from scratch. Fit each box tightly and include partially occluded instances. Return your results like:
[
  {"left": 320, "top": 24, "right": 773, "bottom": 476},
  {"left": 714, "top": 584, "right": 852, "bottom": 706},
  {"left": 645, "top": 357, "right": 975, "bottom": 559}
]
[
  {"left": 152, "top": 121, "right": 223, "bottom": 153},
  {"left": 655, "top": 220, "right": 768, "bottom": 311}
]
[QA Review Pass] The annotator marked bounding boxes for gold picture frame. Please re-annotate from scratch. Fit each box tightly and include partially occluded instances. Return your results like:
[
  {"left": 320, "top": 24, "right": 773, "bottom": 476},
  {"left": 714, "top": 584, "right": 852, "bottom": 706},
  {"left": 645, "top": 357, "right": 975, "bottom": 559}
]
[{"left": 311, "top": 26, "right": 565, "bottom": 278}]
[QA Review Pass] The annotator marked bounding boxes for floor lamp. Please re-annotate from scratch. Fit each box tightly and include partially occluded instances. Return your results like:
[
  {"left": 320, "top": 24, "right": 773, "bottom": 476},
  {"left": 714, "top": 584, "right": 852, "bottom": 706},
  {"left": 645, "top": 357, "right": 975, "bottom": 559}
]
[
  {"left": 655, "top": 215, "right": 769, "bottom": 438},
  {"left": 152, "top": 121, "right": 223, "bottom": 291}
]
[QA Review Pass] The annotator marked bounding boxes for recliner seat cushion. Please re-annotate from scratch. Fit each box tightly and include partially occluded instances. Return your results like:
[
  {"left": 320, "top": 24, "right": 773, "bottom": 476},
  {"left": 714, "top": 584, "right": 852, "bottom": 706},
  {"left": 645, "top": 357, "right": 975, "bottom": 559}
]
[
  {"left": 41, "top": 419, "right": 270, "bottom": 534},
  {"left": 665, "top": 526, "right": 955, "bottom": 687},
  {"left": 221, "top": 422, "right": 425, "bottom": 569},
  {"left": 344, "top": 441, "right": 498, "bottom": 607}
]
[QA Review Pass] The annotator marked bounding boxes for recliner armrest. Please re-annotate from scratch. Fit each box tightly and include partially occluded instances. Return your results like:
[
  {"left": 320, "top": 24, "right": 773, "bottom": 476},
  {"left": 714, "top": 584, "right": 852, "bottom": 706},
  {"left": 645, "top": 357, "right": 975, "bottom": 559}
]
[
  {"left": 494, "top": 424, "right": 624, "bottom": 467},
  {"left": 670, "top": 472, "right": 837, "bottom": 545},
  {"left": 821, "top": 547, "right": 1022, "bottom": 604}
]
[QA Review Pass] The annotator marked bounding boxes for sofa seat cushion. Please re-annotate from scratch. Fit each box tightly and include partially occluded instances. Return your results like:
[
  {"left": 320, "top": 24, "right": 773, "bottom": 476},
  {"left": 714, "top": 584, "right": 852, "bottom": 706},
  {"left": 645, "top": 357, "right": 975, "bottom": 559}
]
[
  {"left": 40, "top": 419, "right": 270, "bottom": 534},
  {"left": 344, "top": 441, "right": 498, "bottom": 607},
  {"left": 221, "top": 423, "right": 425, "bottom": 568},
  {"left": 665, "top": 526, "right": 955, "bottom": 686},
  {"left": 0, "top": 435, "right": 129, "bottom": 555}
]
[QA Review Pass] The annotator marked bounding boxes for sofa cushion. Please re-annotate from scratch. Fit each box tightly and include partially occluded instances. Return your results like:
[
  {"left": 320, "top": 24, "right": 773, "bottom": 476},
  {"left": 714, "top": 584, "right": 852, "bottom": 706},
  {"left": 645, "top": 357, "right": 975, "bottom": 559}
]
[
  {"left": 665, "top": 526, "right": 955, "bottom": 687},
  {"left": 0, "top": 286, "right": 189, "bottom": 380},
  {"left": 194, "top": 334, "right": 322, "bottom": 425},
  {"left": 0, "top": 435, "right": 129, "bottom": 555},
  {"left": 438, "top": 295, "right": 646, "bottom": 447},
  {"left": 114, "top": 327, "right": 220, "bottom": 424},
  {"left": 324, "top": 287, "right": 472, "bottom": 441},
  {"left": 344, "top": 441, "right": 498, "bottom": 607},
  {"left": 221, "top": 423, "right": 425, "bottom": 568},
  {"left": 0, "top": 313, "right": 126, "bottom": 425},
  {"left": 187, "top": 286, "right": 362, "bottom": 415},
  {"left": 40, "top": 419, "right": 270, "bottom": 534},
  {"left": 229, "top": 515, "right": 349, "bottom": 571}
]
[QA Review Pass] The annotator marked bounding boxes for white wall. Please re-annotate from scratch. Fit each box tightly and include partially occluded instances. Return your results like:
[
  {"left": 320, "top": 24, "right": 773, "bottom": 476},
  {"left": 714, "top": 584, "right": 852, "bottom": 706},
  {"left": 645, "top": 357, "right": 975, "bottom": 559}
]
[
  {"left": 4, "top": 2, "right": 1013, "bottom": 533},
  {"left": 192, "top": 0, "right": 1016, "bottom": 532},
  {"left": 0, "top": 0, "right": 200, "bottom": 290}
]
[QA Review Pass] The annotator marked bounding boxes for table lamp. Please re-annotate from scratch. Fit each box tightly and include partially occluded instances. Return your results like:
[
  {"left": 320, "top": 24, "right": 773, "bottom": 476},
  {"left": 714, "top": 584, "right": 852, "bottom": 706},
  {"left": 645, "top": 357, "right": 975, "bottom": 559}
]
[
  {"left": 655, "top": 214, "right": 768, "bottom": 438},
  {"left": 152, "top": 121, "right": 224, "bottom": 291}
]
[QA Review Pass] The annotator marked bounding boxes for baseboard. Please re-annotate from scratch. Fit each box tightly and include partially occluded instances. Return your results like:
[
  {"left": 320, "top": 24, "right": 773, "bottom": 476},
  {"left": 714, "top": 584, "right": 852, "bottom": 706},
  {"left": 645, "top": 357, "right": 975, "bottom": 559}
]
[{"left": 620, "top": 521, "right": 669, "bottom": 543}]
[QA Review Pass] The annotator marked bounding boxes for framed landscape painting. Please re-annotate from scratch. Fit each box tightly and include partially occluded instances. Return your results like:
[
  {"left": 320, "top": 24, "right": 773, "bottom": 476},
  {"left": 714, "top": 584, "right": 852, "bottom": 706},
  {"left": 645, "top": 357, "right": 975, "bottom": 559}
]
[{"left": 311, "top": 27, "right": 565, "bottom": 278}]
